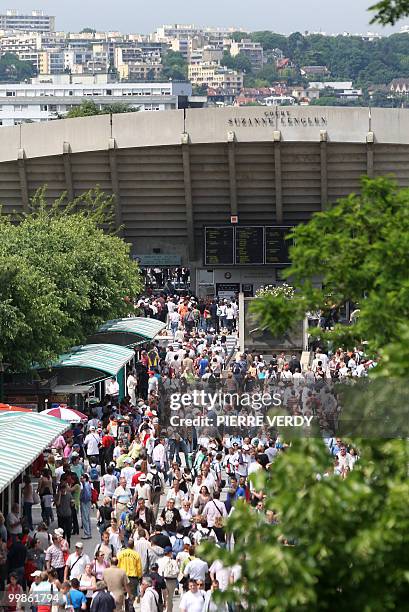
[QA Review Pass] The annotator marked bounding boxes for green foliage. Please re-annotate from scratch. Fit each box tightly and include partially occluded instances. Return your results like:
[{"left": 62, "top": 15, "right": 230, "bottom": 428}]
[
  {"left": 80, "top": 27, "right": 96, "bottom": 34},
  {"left": 65, "top": 100, "right": 137, "bottom": 118},
  {"left": 233, "top": 30, "right": 409, "bottom": 89},
  {"left": 250, "top": 177, "right": 409, "bottom": 370},
  {"left": 161, "top": 50, "right": 188, "bottom": 80},
  {"left": 249, "top": 31, "right": 289, "bottom": 55},
  {"left": 204, "top": 438, "right": 409, "bottom": 611},
  {"left": 369, "top": 0, "right": 409, "bottom": 24},
  {"left": 221, "top": 51, "right": 252, "bottom": 74},
  {"left": 0, "top": 188, "right": 142, "bottom": 370},
  {"left": 0, "top": 53, "right": 36, "bottom": 82},
  {"left": 310, "top": 96, "right": 363, "bottom": 106}
]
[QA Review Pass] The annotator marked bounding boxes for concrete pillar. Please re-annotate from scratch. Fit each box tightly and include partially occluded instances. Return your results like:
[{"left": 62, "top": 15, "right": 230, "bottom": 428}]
[
  {"left": 320, "top": 131, "right": 328, "bottom": 210},
  {"left": 181, "top": 133, "right": 195, "bottom": 262},
  {"left": 227, "top": 131, "right": 238, "bottom": 218},
  {"left": 108, "top": 137, "right": 123, "bottom": 232},
  {"left": 17, "top": 148, "right": 29, "bottom": 212},
  {"left": 273, "top": 131, "right": 283, "bottom": 223},
  {"left": 238, "top": 292, "right": 245, "bottom": 354},
  {"left": 366, "top": 132, "right": 374, "bottom": 178},
  {"left": 62, "top": 141, "right": 75, "bottom": 202}
]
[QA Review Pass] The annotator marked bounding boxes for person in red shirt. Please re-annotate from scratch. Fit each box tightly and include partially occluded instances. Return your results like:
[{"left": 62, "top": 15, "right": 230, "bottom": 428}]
[
  {"left": 101, "top": 430, "right": 115, "bottom": 473},
  {"left": 4, "top": 572, "right": 23, "bottom": 611}
]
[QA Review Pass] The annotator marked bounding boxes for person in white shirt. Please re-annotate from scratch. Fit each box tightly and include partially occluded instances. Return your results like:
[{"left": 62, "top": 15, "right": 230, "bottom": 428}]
[
  {"left": 209, "top": 560, "right": 232, "bottom": 591},
  {"left": 84, "top": 427, "right": 100, "bottom": 462},
  {"left": 126, "top": 370, "right": 138, "bottom": 406},
  {"left": 133, "top": 475, "right": 152, "bottom": 507},
  {"left": 180, "top": 579, "right": 206, "bottom": 612},
  {"left": 101, "top": 468, "right": 118, "bottom": 499},
  {"left": 106, "top": 377, "right": 119, "bottom": 399},
  {"left": 183, "top": 554, "right": 209, "bottom": 583},
  {"left": 148, "top": 373, "right": 159, "bottom": 394},
  {"left": 200, "top": 467, "right": 216, "bottom": 496},
  {"left": 202, "top": 491, "right": 227, "bottom": 528},
  {"left": 152, "top": 438, "right": 167, "bottom": 471},
  {"left": 169, "top": 311, "right": 181, "bottom": 336},
  {"left": 166, "top": 480, "right": 187, "bottom": 510},
  {"left": 140, "top": 576, "right": 160, "bottom": 612},
  {"left": 337, "top": 446, "right": 354, "bottom": 471},
  {"left": 64, "top": 543, "right": 90, "bottom": 580},
  {"left": 120, "top": 458, "right": 136, "bottom": 489}
]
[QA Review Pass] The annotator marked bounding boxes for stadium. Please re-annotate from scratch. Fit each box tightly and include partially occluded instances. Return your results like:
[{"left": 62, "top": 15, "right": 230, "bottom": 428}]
[{"left": 0, "top": 105, "right": 408, "bottom": 295}]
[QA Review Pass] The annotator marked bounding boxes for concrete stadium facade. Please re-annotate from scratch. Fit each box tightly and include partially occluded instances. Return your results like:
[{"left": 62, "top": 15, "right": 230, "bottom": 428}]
[{"left": 1, "top": 106, "right": 409, "bottom": 293}]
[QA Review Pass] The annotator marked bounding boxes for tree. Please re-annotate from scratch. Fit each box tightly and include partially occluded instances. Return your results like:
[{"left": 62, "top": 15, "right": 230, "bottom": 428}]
[
  {"left": 221, "top": 51, "right": 252, "bottom": 74},
  {"left": 65, "top": 100, "right": 137, "bottom": 118},
  {"left": 161, "top": 50, "right": 188, "bottom": 80},
  {"left": 204, "top": 438, "right": 409, "bottom": 611},
  {"left": 0, "top": 189, "right": 142, "bottom": 370},
  {"left": 80, "top": 27, "right": 96, "bottom": 34},
  {"left": 369, "top": 0, "right": 409, "bottom": 24},
  {"left": 0, "top": 53, "right": 36, "bottom": 82},
  {"left": 250, "top": 176, "right": 409, "bottom": 369}
]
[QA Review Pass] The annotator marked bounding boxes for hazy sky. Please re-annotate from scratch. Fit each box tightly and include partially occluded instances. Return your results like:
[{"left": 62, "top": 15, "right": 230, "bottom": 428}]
[{"left": 0, "top": 0, "right": 404, "bottom": 34}]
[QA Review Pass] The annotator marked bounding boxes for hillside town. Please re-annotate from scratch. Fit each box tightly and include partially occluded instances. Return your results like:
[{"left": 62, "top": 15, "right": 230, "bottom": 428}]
[{"left": 1, "top": 10, "right": 409, "bottom": 125}]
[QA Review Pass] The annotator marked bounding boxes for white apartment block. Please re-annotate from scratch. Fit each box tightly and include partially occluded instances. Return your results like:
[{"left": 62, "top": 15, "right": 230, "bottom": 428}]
[
  {"left": 154, "top": 24, "right": 200, "bottom": 41},
  {"left": 0, "top": 10, "right": 55, "bottom": 32},
  {"left": 230, "top": 40, "right": 264, "bottom": 71},
  {"left": 0, "top": 81, "right": 192, "bottom": 127},
  {"left": 188, "top": 62, "right": 243, "bottom": 92}
]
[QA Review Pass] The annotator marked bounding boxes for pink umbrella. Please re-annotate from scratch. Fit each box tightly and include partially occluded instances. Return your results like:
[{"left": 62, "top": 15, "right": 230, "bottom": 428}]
[{"left": 40, "top": 406, "right": 88, "bottom": 422}]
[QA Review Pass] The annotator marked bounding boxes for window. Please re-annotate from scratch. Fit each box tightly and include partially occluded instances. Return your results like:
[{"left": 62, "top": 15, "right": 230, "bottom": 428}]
[
  {"left": 106, "top": 89, "right": 112, "bottom": 96},
  {"left": 6, "top": 91, "right": 15, "bottom": 97},
  {"left": 40, "top": 105, "right": 48, "bottom": 111}
]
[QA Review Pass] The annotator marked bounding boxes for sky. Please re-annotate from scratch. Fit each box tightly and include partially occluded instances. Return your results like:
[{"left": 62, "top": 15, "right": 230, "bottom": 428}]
[{"left": 0, "top": 0, "right": 404, "bottom": 34}]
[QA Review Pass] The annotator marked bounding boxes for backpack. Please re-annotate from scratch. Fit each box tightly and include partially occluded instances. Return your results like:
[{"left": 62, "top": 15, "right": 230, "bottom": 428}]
[
  {"left": 150, "top": 473, "right": 162, "bottom": 494},
  {"left": 89, "top": 467, "right": 99, "bottom": 481},
  {"left": 233, "top": 363, "right": 242, "bottom": 376},
  {"left": 148, "top": 350, "right": 159, "bottom": 367},
  {"left": 172, "top": 536, "right": 185, "bottom": 557},
  {"left": 163, "top": 557, "right": 179, "bottom": 579},
  {"left": 124, "top": 512, "right": 136, "bottom": 534},
  {"left": 91, "top": 486, "right": 99, "bottom": 504}
]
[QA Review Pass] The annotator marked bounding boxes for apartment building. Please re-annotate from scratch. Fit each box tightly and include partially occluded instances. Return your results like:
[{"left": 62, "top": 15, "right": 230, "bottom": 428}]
[
  {"left": 188, "top": 62, "right": 243, "bottom": 92},
  {"left": 0, "top": 10, "right": 55, "bottom": 32},
  {"left": 0, "top": 81, "right": 192, "bottom": 126},
  {"left": 230, "top": 39, "right": 264, "bottom": 71},
  {"left": 118, "top": 62, "right": 162, "bottom": 81}
]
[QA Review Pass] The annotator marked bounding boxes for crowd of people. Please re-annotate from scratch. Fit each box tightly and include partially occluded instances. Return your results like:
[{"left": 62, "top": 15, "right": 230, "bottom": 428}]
[
  {"left": 1, "top": 292, "right": 364, "bottom": 612},
  {"left": 136, "top": 295, "right": 238, "bottom": 336}
]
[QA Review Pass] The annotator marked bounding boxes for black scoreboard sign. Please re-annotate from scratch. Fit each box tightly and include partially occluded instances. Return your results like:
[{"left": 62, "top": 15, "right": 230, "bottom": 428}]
[
  {"left": 235, "top": 226, "right": 264, "bottom": 265},
  {"left": 204, "top": 226, "right": 292, "bottom": 267},
  {"left": 204, "top": 227, "right": 234, "bottom": 265},
  {"left": 265, "top": 226, "right": 291, "bottom": 265}
]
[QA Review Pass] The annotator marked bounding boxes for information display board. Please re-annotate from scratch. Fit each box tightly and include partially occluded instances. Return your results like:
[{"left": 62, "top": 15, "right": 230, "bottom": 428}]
[
  {"left": 204, "top": 226, "right": 292, "bottom": 266},
  {"left": 235, "top": 226, "right": 264, "bottom": 265},
  {"left": 265, "top": 226, "right": 292, "bottom": 266},
  {"left": 216, "top": 283, "right": 240, "bottom": 300},
  {"left": 204, "top": 227, "right": 234, "bottom": 265}
]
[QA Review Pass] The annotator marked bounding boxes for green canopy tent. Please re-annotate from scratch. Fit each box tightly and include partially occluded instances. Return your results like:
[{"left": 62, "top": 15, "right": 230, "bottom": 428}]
[
  {"left": 0, "top": 412, "right": 69, "bottom": 496},
  {"left": 37, "top": 344, "right": 135, "bottom": 400},
  {"left": 87, "top": 317, "right": 166, "bottom": 347}
]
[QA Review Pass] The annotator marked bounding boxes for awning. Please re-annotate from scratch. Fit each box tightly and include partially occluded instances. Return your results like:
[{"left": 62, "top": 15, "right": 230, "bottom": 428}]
[
  {"left": 37, "top": 343, "right": 135, "bottom": 386},
  {"left": 0, "top": 412, "right": 69, "bottom": 494},
  {"left": 87, "top": 317, "right": 166, "bottom": 347}
]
